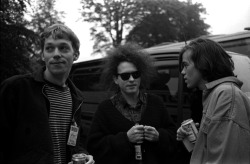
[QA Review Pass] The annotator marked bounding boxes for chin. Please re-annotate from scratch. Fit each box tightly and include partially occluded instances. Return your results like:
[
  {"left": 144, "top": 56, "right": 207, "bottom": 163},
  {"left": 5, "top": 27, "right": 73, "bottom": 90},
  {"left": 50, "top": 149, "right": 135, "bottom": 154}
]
[
  {"left": 126, "top": 90, "right": 138, "bottom": 95},
  {"left": 188, "top": 84, "right": 196, "bottom": 89}
]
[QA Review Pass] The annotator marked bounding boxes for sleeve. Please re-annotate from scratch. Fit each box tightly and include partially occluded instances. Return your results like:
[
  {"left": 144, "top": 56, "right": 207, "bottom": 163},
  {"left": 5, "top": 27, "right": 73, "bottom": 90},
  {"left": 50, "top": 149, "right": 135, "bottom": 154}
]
[
  {"left": 150, "top": 95, "right": 177, "bottom": 158},
  {"left": 205, "top": 87, "right": 250, "bottom": 163},
  {"left": 86, "top": 100, "right": 134, "bottom": 162},
  {"left": 0, "top": 79, "right": 17, "bottom": 161}
]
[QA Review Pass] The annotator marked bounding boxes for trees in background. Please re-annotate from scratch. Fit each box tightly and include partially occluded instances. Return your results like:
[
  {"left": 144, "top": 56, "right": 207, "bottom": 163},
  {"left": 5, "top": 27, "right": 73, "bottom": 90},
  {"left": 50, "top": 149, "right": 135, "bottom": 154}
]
[
  {"left": 126, "top": 0, "right": 210, "bottom": 47},
  {"left": 28, "top": 0, "right": 65, "bottom": 33},
  {"left": 80, "top": 0, "right": 210, "bottom": 52},
  {"left": 0, "top": 0, "right": 64, "bottom": 83},
  {"left": 80, "top": 0, "right": 145, "bottom": 54},
  {"left": 0, "top": 0, "right": 39, "bottom": 83},
  {"left": 0, "top": 0, "right": 210, "bottom": 83}
]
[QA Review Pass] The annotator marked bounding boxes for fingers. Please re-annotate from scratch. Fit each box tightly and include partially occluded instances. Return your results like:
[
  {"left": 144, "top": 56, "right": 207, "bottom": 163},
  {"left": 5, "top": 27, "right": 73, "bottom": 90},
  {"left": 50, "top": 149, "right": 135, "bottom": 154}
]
[
  {"left": 176, "top": 126, "right": 188, "bottom": 141},
  {"left": 144, "top": 126, "right": 159, "bottom": 142},
  {"left": 195, "top": 123, "right": 200, "bottom": 129},
  {"left": 127, "top": 125, "right": 144, "bottom": 143},
  {"left": 85, "top": 155, "right": 95, "bottom": 164},
  {"left": 128, "top": 125, "right": 160, "bottom": 142}
]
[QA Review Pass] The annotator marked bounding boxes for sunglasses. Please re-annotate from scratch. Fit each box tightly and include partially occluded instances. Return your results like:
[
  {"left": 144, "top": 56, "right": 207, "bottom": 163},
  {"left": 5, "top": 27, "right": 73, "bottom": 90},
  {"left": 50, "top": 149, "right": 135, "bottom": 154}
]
[{"left": 116, "top": 71, "right": 141, "bottom": 81}]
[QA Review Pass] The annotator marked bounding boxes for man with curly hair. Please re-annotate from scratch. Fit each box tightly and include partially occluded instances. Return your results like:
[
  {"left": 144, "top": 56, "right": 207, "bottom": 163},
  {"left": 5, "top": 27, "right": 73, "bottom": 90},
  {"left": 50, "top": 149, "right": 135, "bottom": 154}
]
[{"left": 87, "top": 42, "right": 177, "bottom": 164}]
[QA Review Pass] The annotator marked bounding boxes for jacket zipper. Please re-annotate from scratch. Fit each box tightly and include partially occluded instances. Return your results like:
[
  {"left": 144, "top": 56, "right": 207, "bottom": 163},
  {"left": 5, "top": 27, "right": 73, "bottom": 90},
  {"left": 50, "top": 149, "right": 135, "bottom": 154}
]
[
  {"left": 42, "top": 84, "right": 51, "bottom": 116},
  {"left": 72, "top": 100, "right": 84, "bottom": 126}
]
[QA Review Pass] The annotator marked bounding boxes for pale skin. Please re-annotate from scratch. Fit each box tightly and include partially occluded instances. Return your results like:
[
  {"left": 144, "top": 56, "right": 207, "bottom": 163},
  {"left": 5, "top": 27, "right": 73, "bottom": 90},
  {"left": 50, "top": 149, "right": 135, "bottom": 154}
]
[
  {"left": 113, "top": 61, "right": 159, "bottom": 143},
  {"left": 42, "top": 35, "right": 79, "bottom": 87}
]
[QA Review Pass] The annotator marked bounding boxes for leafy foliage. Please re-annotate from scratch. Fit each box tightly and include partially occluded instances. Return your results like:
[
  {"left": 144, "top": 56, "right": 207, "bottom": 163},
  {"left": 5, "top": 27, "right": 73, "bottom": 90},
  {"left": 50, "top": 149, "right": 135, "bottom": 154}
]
[
  {"left": 0, "top": 0, "right": 40, "bottom": 83},
  {"left": 81, "top": 0, "right": 147, "bottom": 53},
  {"left": 28, "top": 0, "right": 65, "bottom": 33},
  {"left": 81, "top": 0, "right": 210, "bottom": 52},
  {"left": 127, "top": 0, "right": 210, "bottom": 47}
]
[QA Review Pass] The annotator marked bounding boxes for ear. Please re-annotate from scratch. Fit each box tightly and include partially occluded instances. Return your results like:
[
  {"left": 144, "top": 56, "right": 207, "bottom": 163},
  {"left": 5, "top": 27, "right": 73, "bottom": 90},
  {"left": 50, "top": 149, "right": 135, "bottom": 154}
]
[
  {"left": 113, "top": 75, "right": 118, "bottom": 85},
  {"left": 73, "top": 52, "right": 79, "bottom": 61}
]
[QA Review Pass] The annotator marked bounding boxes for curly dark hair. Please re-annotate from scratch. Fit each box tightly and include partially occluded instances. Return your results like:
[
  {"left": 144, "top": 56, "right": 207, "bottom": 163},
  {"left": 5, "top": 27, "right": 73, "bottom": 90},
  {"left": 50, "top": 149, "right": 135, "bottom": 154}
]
[
  {"left": 100, "top": 42, "right": 157, "bottom": 91},
  {"left": 179, "top": 38, "right": 234, "bottom": 82}
]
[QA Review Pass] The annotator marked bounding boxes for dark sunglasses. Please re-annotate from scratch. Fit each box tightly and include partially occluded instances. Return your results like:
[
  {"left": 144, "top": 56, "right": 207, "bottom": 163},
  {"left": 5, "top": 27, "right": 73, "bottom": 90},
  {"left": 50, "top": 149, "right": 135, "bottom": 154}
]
[{"left": 116, "top": 71, "right": 141, "bottom": 81}]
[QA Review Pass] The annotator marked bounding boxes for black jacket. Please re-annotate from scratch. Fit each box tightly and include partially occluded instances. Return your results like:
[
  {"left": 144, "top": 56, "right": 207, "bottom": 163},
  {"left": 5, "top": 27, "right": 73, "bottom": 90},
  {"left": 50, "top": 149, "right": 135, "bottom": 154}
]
[
  {"left": 0, "top": 68, "right": 87, "bottom": 164},
  {"left": 87, "top": 94, "right": 177, "bottom": 164}
]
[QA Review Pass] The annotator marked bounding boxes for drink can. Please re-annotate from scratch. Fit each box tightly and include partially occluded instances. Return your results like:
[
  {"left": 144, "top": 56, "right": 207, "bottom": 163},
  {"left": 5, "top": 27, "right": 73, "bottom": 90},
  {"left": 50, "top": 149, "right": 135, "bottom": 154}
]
[
  {"left": 181, "top": 119, "right": 198, "bottom": 143},
  {"left": 72, "top": 153, "right": 86, "bottom": 164}
]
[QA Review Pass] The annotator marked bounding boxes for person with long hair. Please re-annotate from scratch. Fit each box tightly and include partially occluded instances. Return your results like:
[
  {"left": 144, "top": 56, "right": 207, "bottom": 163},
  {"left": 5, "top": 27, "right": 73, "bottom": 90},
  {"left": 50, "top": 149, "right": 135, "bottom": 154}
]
[{"left": 177, "top": 38, "right": 250, "bottom": 164}]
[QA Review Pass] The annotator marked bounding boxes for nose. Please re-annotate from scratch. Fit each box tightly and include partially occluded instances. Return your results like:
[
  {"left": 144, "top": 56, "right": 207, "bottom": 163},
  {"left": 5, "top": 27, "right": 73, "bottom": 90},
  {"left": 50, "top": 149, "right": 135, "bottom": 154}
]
[
  {"left": 181, "top": 67, "right": 186, "bottom": 75},
  {"left": 128, "top": 74, "right": 135, "bottom": 81},
  {"left": 53, "top": 48, "right": 62, "bottom": 59}
]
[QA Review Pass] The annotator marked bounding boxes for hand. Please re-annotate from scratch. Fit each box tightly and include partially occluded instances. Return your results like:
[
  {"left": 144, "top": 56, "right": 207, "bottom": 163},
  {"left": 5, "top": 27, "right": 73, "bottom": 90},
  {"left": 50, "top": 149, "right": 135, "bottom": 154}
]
[
  {"left": 127, "top": 124, "right": 144, "bottom": 143},
  {"left": 85, "top": 155, "right": 95, "bottom": 164},
  {"left": 195, "top": 123, "right": 200, "bottom": 130},
  {"left": 176, "top": 126, "right": 189, "bottom": 141},
  {"left": 144, "top": 126, "right": 159, "bottom": 142}
]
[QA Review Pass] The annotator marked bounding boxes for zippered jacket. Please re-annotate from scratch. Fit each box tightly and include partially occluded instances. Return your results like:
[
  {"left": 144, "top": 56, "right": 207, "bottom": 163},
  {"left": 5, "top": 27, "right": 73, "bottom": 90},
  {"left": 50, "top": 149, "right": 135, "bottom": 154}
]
[{"left": 0, "top": 68, "right": 87, "bottom": 164}]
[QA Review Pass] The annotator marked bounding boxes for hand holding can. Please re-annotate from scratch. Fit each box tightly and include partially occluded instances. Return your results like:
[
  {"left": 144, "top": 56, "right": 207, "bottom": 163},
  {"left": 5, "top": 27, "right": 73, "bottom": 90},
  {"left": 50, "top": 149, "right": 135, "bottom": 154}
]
[
  {"left": 72, "top": 153, "right": 87, "bottom": 164},
  {"left": 179, "top": 119, "right": 198, "bottom": 152}
]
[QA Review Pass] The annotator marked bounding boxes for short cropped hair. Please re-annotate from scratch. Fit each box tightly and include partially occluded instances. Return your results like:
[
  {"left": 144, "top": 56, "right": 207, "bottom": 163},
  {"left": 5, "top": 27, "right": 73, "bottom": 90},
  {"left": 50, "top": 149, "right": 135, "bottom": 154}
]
[
  {"left": 100, "top": 42, "right": 156, "bottom": 91},
  {"left": 179, "top": 38, "right": 234, "bottom": 82},
  {"left": 40, "top": 24, "right": 80, "bottom": 55}
]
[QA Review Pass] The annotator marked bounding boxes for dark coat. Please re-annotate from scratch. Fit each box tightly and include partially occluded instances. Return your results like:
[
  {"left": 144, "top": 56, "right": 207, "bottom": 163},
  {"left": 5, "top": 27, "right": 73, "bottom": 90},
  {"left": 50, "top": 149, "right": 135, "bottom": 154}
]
[
  {"left": 0, "top": 68, "right": 87, "bottom": 164},
  {"left": 87, "top": 94, "right": 177, "bottom": 164}
]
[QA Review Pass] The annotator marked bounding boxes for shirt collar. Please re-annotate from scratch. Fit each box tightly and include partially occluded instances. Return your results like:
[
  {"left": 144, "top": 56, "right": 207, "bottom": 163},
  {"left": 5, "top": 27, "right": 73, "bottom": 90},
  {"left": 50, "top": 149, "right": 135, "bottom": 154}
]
[{"left": 111, "top": 91, "right": 147, "bottom": 108}]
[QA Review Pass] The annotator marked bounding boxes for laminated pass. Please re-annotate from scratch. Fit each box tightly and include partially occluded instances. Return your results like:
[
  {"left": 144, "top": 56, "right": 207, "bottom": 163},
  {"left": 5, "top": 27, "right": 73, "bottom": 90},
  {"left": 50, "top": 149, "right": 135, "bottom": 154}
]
[{"left": 67, "top": 124, "right": 79, "bottom": 146}]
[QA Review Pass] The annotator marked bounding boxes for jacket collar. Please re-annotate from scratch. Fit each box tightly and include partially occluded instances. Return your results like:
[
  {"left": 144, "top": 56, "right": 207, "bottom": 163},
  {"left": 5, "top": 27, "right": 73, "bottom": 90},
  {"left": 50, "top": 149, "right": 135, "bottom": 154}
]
[
  {"left": 32, "top": 67, "right": 84, "bottom": 100},
  {"left": 205, "top": 76, "right": 243, "bottom": 90}
]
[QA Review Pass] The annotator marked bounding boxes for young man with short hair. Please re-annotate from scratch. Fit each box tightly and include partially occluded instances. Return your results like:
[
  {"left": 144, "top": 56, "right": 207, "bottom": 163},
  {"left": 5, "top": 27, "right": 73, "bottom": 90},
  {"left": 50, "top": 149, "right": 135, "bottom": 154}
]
[{"left": 0, "top": 24, "right": 94, "bottom": 164}]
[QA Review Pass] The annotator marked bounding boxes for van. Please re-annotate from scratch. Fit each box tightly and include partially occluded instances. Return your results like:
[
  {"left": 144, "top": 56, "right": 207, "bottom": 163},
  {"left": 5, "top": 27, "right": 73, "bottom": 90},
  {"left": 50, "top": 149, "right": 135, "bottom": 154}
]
[{"left": 70, "top": 32, "right": 250, "bottom": 163}]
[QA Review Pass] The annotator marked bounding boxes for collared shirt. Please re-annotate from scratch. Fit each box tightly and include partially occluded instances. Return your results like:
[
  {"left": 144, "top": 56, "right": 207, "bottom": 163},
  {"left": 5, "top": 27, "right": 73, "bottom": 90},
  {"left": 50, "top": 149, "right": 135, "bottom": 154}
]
[
  {"left": 111, "top": 92, "right": 147, "bottom": 123},
  {"left": 191, "top": 76, "right": 250, "bottom": 164}
]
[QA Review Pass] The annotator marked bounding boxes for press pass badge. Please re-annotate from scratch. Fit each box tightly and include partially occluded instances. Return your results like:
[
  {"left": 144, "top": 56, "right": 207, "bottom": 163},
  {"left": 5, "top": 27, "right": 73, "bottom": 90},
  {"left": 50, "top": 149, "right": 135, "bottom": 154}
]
[{"left": 67, "top": 123, "right": 79, "bottom": 146}]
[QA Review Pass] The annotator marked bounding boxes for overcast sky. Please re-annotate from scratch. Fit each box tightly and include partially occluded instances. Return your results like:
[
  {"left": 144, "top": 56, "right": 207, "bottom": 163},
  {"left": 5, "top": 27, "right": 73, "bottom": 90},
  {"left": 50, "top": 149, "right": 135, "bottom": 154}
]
[{"left": 55, "top": 0, "right": 250, "bottom": 62}]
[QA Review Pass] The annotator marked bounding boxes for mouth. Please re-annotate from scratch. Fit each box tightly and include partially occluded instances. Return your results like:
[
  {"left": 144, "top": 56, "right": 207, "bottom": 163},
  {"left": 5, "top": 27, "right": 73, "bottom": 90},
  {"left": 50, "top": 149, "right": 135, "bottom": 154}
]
[
  {"left": 127, "top": 84, "right": 137, "bottom": 88},
  {"left": 184, "top": 78, "right": 188, "bottom": 83},
  {"left": 51, "top": 61, "right": 65, "bottom": 65}
]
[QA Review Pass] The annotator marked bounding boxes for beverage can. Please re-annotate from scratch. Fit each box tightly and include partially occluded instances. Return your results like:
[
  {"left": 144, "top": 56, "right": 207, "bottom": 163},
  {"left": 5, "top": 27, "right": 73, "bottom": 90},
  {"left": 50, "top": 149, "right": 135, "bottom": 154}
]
[
  {"left": 72, "top": 153, "right": 86, "bottom": 164},
  {"left": 181, "top": 119, "right": 198, "bottom": 152}
]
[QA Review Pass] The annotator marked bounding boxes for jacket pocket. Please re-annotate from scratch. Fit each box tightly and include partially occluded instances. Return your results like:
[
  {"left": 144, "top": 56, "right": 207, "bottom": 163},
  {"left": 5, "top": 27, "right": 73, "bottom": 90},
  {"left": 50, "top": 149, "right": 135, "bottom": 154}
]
[{"left": 200, "top": 116, "right": 211, "bottom": 134}]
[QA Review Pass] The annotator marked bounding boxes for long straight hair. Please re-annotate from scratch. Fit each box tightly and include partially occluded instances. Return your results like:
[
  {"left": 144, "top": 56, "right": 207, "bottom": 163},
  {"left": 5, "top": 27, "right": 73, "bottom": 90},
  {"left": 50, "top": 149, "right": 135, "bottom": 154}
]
[{"left": 179, "top": 38, "right": 234, "bottom": 82}]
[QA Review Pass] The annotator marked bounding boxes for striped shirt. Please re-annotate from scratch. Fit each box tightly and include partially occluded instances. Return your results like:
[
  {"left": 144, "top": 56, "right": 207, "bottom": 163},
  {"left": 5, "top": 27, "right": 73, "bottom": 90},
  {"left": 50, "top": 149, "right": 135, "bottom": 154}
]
[{"left": 45, "top": 83, "right": 72, "bottom": 164}]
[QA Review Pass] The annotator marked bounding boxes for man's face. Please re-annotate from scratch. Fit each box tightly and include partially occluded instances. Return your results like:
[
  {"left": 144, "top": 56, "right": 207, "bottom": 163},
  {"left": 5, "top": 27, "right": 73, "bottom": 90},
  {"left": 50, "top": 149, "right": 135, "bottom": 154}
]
[
  {"left": 114, "top": 61, "right": 141, "bottom": 96},
  {"left": 42, "top": 36, "right": 78, "bottom": 77},
  {"left": 181, "top": 50, "right": 203, "bottom": 89}
]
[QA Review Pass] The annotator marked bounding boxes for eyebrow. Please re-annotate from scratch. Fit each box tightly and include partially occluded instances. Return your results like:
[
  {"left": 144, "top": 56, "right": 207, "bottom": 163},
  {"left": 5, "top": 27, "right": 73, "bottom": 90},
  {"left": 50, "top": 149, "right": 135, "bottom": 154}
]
[{"left": 44, "top": 42, "right": 70, "bottom": 46}]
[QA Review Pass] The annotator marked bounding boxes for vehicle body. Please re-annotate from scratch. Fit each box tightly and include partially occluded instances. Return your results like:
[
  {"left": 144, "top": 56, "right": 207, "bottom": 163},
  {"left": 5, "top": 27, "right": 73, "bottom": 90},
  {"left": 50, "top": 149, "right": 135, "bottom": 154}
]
[{"left": 70, "top": 31, "right": 250, "bottom": 163}]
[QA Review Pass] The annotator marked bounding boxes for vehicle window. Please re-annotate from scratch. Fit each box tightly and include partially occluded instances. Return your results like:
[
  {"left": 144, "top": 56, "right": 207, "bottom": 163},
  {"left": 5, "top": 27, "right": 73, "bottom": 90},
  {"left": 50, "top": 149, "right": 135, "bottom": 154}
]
[
  {"left": 150, "top": 67, "right": 179, "bottom": 97},
  {"left": 71, "top": 68, "right": 103, "bottom": 91}
]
